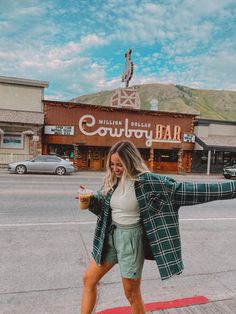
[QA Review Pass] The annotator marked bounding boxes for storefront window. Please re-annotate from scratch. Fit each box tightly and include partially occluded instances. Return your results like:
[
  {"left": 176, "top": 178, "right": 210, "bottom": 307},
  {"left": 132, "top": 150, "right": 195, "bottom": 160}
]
[
  {"left": 215, "top": 151, "right": 223, "bottom": 164},
  {"left": 48, "top": 144, "right": 73, "bottom": 158},
  {"left": 160, "top": 150, "right": 178, "bottom": 162},
  {"left": 139, "top": 148, "right": 149, "bottom": 161},
  {"left": 93, "top": 151, "right": 99, "bottom": 160},
  {"left": 223, "top": 152, "right": 236, "bottom": 165},
  {"left": 201, "top": 154, "right": 208, "bottom": 164},
  {"left": 1, "top": 133, "right": 23, "bottom": 149}
]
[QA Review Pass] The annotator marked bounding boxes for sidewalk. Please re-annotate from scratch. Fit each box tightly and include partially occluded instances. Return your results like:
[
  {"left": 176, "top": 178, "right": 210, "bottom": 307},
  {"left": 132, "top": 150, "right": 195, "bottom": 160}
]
[
  {"left": 95, "top": 296, "right": 236, "bottom": 313},
  {"left": 153, "top": 297, "right": 236, "bottom": 313}
]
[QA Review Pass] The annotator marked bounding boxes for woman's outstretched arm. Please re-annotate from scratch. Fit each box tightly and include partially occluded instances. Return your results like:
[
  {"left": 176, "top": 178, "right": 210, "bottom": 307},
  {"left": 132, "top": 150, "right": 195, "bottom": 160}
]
[{"left": 165, "top": 178, "right": 236, "bottom": 207}]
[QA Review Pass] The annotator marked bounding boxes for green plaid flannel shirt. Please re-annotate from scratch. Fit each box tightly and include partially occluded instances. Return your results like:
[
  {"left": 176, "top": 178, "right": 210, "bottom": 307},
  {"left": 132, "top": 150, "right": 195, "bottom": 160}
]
[{"left": 89, "top": 173, "right": 236, "bottom": 280}]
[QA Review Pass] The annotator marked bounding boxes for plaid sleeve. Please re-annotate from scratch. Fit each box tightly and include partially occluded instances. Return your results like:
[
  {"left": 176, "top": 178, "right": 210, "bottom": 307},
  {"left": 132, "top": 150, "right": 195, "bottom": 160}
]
[
  {"left": 88, "top": 189, "right": 104, "bottom": 216},
  {"left": 165, "top": 178, "right": 236, "bottom": 206}
]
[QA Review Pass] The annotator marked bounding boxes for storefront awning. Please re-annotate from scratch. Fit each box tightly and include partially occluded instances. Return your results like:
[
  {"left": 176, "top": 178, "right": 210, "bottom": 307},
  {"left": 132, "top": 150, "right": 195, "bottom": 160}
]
[
  {"left": 195, "top": 135, "right": 236, "bottom": 151},
  {"left": 0, "top": 109, "right": 44, "bottom": 125}
]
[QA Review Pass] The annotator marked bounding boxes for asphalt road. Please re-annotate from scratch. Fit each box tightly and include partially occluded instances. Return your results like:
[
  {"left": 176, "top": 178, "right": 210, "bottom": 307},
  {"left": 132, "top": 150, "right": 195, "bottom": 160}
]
[{"left": 0, "top": 170, "right": 235, "bottom": 313}]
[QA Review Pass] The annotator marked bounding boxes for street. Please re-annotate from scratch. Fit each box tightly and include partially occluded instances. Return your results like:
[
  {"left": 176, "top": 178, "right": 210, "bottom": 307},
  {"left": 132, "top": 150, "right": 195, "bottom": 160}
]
[{"left": 0, "top": 170, "right": 236, "bottom": 313}]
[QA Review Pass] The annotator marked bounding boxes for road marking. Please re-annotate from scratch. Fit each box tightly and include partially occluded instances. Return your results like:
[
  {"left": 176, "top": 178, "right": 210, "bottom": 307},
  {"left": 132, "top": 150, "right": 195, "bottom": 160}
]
[
  {"left": 181, "top": 218, "right": 236, "bottom": 221},
  {"left": 0, "top": 221, "right": 96, "bottom": 227},
  {"left": 0, "top": 218, "right": 235, "bottom": 227},
  {"left": 0, "top": 191, "right": 76, "bottom": 194}
]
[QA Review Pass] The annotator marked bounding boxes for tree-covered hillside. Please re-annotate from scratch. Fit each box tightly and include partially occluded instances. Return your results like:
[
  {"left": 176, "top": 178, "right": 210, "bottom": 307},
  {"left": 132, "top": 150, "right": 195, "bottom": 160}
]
[{"left": 71, "top": 84, "right": 236, "bottom": 121}]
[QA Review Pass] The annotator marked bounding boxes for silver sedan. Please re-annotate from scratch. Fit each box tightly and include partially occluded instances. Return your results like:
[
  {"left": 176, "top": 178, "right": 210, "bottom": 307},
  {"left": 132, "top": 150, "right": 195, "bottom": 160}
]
[
  {"left": 8, "top": 155, "right": 75, "bottom": 175},
  {"left": 223, "top": 164, "right": 236, "bottom": 179}
]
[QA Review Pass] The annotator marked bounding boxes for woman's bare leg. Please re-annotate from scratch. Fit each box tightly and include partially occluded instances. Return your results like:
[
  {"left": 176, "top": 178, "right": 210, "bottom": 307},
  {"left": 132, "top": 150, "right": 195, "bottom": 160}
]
[
  {"left": 81, "top": 258, "right": 114, "bottom": 314},
  {"left": 122, "top": 277, "right": 145, "bottom": 314}
]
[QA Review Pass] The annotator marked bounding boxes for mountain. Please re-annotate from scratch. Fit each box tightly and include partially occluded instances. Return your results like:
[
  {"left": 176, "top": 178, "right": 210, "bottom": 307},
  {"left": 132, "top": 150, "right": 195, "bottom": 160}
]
[{"left": 71, "top": 84, "right": 236, "bottom": 121}]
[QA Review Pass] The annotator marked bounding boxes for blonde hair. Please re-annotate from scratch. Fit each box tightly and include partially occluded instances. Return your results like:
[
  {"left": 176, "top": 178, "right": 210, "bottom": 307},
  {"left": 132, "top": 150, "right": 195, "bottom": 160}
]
[{"left": 102, "top": 140, "right": 150, "bottom": 194}]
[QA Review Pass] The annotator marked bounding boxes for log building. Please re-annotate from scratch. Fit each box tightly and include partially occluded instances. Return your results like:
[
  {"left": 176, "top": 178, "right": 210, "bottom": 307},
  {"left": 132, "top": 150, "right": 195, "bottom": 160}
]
[{"left": 43, "top": 100, "right": 196, "bottom": 173}]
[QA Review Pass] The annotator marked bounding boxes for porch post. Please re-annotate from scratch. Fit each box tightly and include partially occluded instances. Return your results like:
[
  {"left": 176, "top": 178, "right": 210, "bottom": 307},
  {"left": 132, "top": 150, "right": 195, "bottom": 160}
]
[
  {"left": 73, "top": 144, "right": 78, "bottom": 171},
  {"left": 207, "top": 150, "right": 211, "bottom": 176},
  {"left": 149, "top": 148, "right": 154, "bottom": 171},
  {"left": 178, "top": 148, "right": 183, "bottom": 174}
]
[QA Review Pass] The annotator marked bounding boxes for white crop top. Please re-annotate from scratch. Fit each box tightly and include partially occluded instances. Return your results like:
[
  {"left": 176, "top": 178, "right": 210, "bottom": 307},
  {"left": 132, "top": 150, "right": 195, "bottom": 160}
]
[{"left": 110, "top": 178, "right": 140, "bottom": 225}]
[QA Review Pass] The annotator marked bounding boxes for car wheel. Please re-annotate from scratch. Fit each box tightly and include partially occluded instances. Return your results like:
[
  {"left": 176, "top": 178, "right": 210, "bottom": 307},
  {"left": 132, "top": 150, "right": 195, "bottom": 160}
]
[
  {"left": 224, "top": 174, "right": 231, "bottom": 179},
  {"left": 56, "top": 167, "right": 66, "bottom": 175},
  {"left": 16, "top": 165, "right": 27, "bottom": 174}
]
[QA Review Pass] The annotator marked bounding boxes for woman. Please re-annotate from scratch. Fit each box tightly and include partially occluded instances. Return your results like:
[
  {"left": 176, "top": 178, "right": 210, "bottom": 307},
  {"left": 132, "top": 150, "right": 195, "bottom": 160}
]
[{"left": 80, "top": 140, "right": 236, "bottom": 314}]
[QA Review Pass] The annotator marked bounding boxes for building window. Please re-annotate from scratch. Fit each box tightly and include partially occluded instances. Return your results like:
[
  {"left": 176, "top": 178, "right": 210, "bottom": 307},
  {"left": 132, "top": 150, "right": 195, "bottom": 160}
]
[
  {"left": 160, "top": 150, "right": 178, "bottom": 162},
  {"left": 1, "top": 133, "right": 23, "bottom": 149}
]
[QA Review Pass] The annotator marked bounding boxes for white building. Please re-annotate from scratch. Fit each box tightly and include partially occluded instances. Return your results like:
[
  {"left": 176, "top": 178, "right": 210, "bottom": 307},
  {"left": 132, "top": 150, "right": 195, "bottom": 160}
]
[
  {"left": 0, "top": 76, "right": 48, "bottom": 166},
  {"left": 193, "top": 119, "right": 236, "bottom": 175}
]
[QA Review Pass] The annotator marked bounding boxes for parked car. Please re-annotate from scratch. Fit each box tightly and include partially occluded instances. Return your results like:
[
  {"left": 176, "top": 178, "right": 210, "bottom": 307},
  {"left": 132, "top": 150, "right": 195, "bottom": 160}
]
[
  {"left": 223, "top": 164, "right": 236, "bottom": 179},
  {"left": 8, "top": 155, "right": 75, "bottom": 175}
]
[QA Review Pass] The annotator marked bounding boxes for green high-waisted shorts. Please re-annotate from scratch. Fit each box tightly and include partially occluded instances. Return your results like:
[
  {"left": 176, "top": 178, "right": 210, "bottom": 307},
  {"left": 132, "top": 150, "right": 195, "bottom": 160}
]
[{"left": 102, "top": 221, "right": 145, "bottom": 279}]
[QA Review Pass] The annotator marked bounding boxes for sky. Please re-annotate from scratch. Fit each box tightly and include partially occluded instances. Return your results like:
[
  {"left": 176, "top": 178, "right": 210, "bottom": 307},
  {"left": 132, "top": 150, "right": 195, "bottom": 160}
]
[{"left": 0, "top": 0, "right": 236, "bottom": 101}]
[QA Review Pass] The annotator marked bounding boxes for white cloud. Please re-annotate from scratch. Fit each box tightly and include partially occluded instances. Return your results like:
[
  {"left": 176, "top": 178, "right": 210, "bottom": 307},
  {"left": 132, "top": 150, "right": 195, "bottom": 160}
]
[
  {"left": 16, "top": 6, "right": 45, "bottom": 16},
  {"left": 0, "top": 29, "right": 109, "bottom": 98},
  {"left": 80, "top": 34, "right": 108, "bottom": 49},
  {"left": 106, "top": 0, "right": 234, "bottom": 55},
  {"left": 0, "top": 21, "right": 12, "bottom": 31},
  {"left": 0, "top": 0, "right": 235, "bottom": 98}
]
